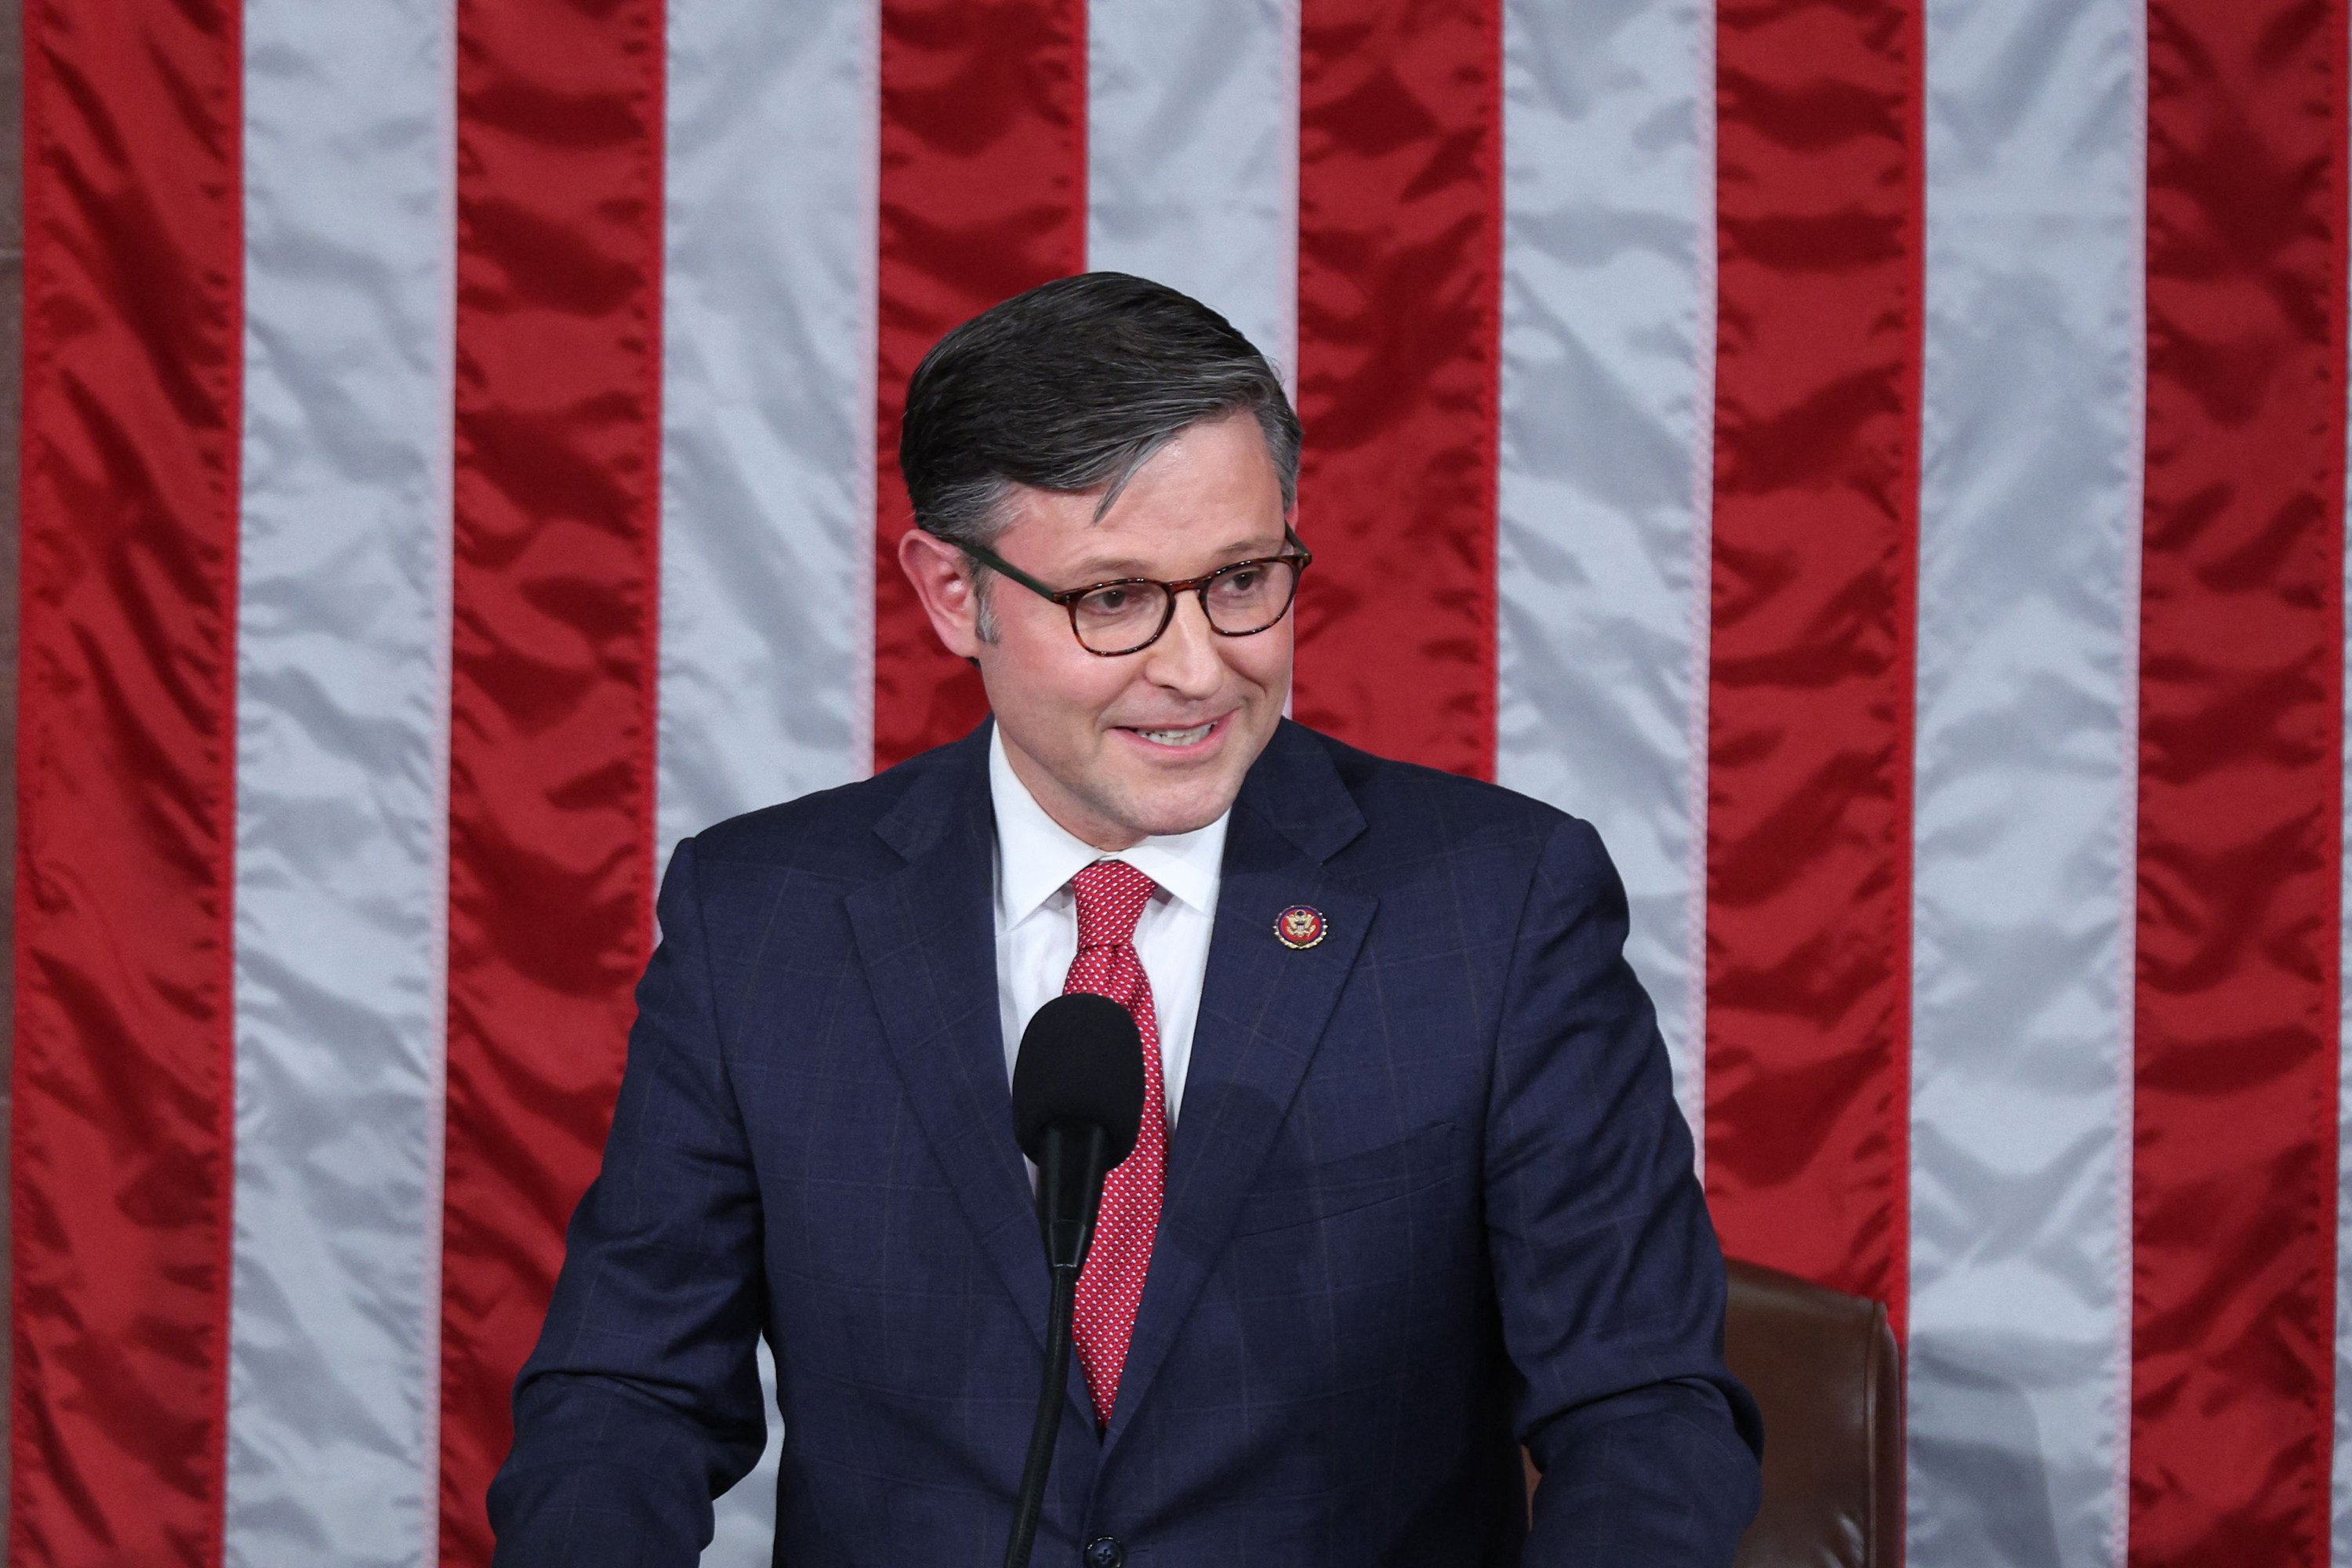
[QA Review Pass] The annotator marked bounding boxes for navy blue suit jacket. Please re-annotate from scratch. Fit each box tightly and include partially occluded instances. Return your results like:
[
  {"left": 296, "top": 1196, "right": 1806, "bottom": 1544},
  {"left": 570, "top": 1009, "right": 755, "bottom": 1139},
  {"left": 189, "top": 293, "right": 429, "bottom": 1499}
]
[{"left": 488, "top": 720, "right": 1762, "bottom": 1566}]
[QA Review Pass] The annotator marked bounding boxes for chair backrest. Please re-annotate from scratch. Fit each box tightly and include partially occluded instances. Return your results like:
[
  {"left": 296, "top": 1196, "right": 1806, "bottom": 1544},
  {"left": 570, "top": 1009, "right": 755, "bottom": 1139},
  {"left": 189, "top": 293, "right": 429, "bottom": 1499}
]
[
  {"left": 1722, "top": 1258, "right": 1903, "bottom": 1567},
  {"left": 1517, "top": 1258, "right": 1902, "bottom": 1563}
]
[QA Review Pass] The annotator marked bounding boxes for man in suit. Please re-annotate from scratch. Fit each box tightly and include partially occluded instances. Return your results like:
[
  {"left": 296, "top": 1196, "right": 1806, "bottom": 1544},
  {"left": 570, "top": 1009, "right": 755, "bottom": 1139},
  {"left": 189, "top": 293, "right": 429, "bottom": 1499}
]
[{"left": 488, "top": 273, "right": 1762, "bottom": 1565}]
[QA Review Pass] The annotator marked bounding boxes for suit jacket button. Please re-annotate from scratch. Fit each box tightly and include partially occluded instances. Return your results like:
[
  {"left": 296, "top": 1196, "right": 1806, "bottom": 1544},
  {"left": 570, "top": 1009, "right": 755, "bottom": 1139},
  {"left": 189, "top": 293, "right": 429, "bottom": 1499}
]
[{"left": 1083, "top": 1537, "right": 1125, "bottom": 1568}]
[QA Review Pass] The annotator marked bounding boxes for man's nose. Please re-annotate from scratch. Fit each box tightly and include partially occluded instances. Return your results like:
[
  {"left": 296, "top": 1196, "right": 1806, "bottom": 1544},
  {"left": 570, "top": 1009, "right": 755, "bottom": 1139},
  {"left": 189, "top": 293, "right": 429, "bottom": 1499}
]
[{"left": 1141, "top": 593, "right": 1225, "bottom": 695}]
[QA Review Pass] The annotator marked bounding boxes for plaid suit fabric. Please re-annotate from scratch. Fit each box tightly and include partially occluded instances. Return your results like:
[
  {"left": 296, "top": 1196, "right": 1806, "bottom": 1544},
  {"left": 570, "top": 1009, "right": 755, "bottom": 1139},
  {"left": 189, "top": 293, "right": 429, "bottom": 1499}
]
[{"left": 490, "top": 720, "right": 1761, "bottom": 1566}]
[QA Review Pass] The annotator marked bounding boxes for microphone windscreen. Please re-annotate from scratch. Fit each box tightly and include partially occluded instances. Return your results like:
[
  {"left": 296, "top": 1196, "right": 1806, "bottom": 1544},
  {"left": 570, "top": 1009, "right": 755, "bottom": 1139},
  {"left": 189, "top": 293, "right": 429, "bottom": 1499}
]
[{"left": 1011, "top": 993, "right": 1146, "bottom": 1167}]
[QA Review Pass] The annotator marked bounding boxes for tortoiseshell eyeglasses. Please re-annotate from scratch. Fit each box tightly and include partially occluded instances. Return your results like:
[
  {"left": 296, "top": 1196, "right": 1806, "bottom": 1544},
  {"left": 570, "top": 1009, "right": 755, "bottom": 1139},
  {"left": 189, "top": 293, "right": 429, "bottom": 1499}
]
[{"left": 949, "top": 531, "right": 1312, "bottom": 656}]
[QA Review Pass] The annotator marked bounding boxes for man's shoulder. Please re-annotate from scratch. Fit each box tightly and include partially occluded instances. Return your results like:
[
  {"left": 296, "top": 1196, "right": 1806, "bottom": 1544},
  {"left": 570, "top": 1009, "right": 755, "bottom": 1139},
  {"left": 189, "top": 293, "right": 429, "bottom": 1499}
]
[
  {"left": 681, "top": 727, "right": 982, "bottom": 877},
  {"left": 1276, "top": 720, "right": 1580, "bottom": 857},
  {"left": 675, "top": 719, "right": 1599, "bottom": 882}
]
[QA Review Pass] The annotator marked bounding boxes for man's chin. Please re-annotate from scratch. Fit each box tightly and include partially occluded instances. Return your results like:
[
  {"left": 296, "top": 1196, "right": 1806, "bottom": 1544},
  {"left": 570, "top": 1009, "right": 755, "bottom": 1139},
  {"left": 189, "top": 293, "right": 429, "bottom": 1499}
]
[
  {"left": 1105, "top": 774, "right": 1247, "bottom": 840},
  {"left": 1114, "top": 803, "right": 1228, "bottom": 840}
]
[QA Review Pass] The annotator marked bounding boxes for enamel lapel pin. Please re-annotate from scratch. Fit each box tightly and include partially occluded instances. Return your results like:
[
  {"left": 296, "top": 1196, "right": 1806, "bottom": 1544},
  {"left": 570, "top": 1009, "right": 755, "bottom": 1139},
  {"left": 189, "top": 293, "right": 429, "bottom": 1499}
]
[{"left": 1274, "top": 905, "right": 1327, "bottom": 950}]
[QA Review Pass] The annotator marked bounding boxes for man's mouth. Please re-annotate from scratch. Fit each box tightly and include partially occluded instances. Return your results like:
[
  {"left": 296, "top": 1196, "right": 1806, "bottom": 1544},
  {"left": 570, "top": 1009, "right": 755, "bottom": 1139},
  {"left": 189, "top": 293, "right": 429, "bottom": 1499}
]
[{"left": 1121, "top": 720, "right": 1217, "bottom": 749}]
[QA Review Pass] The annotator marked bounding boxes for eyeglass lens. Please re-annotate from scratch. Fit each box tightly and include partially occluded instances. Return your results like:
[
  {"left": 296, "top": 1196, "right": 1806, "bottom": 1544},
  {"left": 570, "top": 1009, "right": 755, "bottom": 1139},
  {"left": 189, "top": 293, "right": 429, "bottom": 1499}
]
[{"left": 1070, "top": 558, "right": 1301, "bottom": 654}]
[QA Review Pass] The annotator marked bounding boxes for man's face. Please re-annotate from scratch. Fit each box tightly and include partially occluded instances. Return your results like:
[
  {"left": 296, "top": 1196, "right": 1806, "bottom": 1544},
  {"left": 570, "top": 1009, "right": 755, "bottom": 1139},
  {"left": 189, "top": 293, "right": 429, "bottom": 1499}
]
[{"left": 907, "top": 413, "right": 1294, "bottom": 850}]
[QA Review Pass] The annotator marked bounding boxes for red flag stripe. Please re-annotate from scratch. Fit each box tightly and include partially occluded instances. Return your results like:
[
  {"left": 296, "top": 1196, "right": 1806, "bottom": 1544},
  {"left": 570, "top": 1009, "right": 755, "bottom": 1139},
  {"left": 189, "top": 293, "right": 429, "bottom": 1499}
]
[
  {"left": 1290, "top": 0, "right": 1502, "bottom": 779},
  {"left": 11, "top": 0, "right": 243, "bottom": 1559},
  {"left": 2131, "top": 0, "right": 2347, "bottom": 1559},
  {"left": 870, "top": 0, "right": 1089, "bottom": 770},
  {"left": 1702, "top": 0, "right": 1923, "bottom": 1330},
  {"left": 437, "top": 0, "right": 667, "bottom": 1556}
]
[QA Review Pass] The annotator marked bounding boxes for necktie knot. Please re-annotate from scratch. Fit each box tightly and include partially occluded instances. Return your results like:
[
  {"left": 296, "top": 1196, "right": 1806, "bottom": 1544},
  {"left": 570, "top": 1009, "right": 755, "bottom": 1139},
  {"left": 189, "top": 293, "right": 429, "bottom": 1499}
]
[{"left": 1070, "top": 858, "right": 1156, "bottom": 950}]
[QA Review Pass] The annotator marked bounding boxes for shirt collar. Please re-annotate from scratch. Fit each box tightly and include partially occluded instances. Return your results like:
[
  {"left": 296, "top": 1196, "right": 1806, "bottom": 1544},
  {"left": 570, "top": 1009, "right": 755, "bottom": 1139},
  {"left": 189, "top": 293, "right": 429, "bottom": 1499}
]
[{"left": 989, "top": 724, "right": 1230, "bottom": 927}]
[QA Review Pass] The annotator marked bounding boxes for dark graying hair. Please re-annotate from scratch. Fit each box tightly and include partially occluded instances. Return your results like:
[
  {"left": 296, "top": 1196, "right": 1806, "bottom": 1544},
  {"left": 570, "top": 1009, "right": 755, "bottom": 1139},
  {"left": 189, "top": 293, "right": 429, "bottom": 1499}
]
[{"left": 899, "top": 271, "right": 1302, "bottom": 556}]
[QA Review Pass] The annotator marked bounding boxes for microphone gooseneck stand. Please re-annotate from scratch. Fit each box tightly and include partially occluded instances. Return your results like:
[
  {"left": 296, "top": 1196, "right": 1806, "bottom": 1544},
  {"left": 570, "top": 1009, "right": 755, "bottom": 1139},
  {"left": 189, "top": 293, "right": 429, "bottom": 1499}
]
[
  {"left": 1004, "top": 1258, "right": 1081, "bottom": 1568},
  {"left": 1003, "top": 1122, "right": 1111, "bottom": 1568}
]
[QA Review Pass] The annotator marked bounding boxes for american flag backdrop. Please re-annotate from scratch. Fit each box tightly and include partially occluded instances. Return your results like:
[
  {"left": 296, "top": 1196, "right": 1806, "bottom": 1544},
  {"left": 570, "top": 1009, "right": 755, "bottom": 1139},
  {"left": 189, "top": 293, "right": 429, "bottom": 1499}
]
[{"left": 13, "top": 0, "right": 2350, "bottom": 1562}]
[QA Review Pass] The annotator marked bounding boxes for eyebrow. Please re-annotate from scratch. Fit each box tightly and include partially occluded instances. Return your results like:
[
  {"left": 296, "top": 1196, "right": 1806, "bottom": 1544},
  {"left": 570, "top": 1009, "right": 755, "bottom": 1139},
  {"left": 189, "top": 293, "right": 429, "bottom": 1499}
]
[{"left": 1065, "top": 539, "right": 1285, "bottom": 579}]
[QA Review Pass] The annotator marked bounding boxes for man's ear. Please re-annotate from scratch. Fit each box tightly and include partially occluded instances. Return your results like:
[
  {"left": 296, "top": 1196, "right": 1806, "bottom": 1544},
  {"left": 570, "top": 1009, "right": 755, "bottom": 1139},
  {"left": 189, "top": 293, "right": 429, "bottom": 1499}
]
[{"left": 897, "top": 527, "right": 988, "bottom": 659}]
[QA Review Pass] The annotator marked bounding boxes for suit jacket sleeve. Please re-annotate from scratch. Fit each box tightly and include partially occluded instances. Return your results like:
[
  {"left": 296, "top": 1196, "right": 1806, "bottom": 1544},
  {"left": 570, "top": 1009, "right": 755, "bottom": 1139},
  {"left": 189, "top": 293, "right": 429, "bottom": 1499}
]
[
  {"left": 487, "top": 834, "right": 769, "bottom": 1566},
  {"left": 1487, "top": 816, "right": 1764, "bottom": 1565}
]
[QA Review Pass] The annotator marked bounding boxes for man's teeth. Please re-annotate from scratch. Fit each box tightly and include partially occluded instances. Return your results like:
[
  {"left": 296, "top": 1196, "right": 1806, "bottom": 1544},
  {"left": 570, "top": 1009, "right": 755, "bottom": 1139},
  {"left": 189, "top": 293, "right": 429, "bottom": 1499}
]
[{"left": 1132, "top": 723, "right": 1214, "bottom": 747}]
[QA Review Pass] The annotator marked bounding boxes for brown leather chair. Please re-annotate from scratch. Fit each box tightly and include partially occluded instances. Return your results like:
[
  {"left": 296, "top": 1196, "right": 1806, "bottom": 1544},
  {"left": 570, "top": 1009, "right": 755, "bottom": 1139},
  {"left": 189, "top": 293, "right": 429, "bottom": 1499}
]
[
  {"left": 1523, "top": 1258, "right": 1903, "bottom": 1566},
  {"left": 1722, "top": 1258, "right": 1902, "bottom": 1566}
]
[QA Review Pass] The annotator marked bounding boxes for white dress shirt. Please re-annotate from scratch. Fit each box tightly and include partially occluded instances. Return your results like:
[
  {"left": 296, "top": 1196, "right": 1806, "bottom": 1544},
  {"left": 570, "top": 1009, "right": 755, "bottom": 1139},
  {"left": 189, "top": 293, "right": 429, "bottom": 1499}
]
[{"left": 990, "top": 726, "right": 1227, "bottom": 1124}]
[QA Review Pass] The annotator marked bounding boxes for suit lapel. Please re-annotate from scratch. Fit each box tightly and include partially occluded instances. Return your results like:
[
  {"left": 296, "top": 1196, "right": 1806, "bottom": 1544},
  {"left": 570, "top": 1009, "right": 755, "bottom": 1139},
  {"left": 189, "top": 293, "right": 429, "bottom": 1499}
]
[
  {"left": 1102, "top": 723, "right": 1375, "bottom": 1454},
  {"left": 845, "top": 729, "right": 1065, "bottom": 1366}
]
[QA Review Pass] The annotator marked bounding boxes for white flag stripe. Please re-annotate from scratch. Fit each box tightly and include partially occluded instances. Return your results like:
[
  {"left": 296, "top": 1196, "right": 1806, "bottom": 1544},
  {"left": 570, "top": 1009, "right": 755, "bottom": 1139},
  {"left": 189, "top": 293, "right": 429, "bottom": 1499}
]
[
  {"left": 1905, "top": 0, "right": 2144, "bottom": 1563},
  {"left": 655, "top": 0, "right": 880, "bottom": 870},
  {"left": 2337, "top": 96, "right": 2352, "bottom": 1560},
  {"left": 1495, "top": 0, "right": 1715, "bottom": 1139},
  {"left": 2339, "top": 626, "right": 2352, "bottom": 1568},
  {"left": 659, "top": 0, "right": 882, "bottom": 1555},
  {"left": 227, "top": 0, "right": 457, "bottom": 1559},
  {"left": 1085, "top": 0, "right": 1299, "bottom": 387}
]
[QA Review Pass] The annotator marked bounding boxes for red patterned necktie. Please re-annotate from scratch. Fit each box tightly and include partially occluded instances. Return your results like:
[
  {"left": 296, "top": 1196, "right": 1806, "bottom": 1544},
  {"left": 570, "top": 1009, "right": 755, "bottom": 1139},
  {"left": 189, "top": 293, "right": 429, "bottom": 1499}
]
[{"left": 1062, "top": 858, "right": 1168, "bottom": 1428}]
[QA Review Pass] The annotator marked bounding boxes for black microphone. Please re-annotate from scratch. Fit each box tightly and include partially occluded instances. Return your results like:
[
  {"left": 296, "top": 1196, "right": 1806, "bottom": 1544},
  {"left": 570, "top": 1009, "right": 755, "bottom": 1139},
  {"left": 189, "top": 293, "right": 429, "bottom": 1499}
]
[
  {"left": 1002, "top": 993, "right": 1147, "bottom": 1568},
  {"left": 1014, "top": 993, "right": 1146, "bottom": 1270}
]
